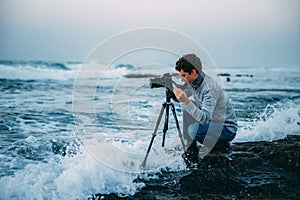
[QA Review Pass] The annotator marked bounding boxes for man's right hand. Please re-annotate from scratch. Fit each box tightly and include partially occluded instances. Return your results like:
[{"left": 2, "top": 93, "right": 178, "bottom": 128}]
[{"left": 173, "top": 88, "right": 190, "bottom": 105}]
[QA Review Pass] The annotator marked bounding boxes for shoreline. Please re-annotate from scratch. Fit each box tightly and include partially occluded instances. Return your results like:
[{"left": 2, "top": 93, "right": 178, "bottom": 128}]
[{"left": 94, "top": 135, "right": 300, "bottom": 199}]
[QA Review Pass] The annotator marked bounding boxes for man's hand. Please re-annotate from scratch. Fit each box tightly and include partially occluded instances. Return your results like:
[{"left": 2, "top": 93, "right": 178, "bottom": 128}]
[{"left": 173, "top": 88, "right": 190, "bottom": 105}]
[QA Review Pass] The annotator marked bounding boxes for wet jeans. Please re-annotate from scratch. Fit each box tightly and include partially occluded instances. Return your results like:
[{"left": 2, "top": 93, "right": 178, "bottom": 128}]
[{"left": 187, "top": 122, "right": 236, "bottom": 148}]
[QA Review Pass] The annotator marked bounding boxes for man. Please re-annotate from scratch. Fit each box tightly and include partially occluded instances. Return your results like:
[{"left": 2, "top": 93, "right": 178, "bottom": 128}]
[{"left": 173, "top": 54, "right": 237, "bottom": 162}]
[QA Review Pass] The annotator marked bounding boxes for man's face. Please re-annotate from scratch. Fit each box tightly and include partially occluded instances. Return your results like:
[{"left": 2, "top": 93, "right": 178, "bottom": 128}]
[{"left": 179, "top": 69, "right": 199, "bottom": 84}]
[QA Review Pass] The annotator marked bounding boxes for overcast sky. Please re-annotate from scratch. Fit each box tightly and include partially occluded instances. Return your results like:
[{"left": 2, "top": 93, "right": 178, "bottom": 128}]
[{"left": 0, "top": 0, "right": 299, "bottom": 66}]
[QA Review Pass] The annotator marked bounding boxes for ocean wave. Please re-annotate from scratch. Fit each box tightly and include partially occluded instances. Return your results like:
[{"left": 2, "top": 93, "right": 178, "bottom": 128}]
[
  {"left": 0, "top": 60, "right": 81, "bottom": 81},
  {"left": 235, "top": 100, "right": 300, "bottom": 142},
  {"left": 0, "top": 60, "right": 76, "bottom": 70},
  {"left": 0, "top": 61, "right": 137, "bottom": 81},
  {"left": 0, "top": 132, "right": 186, "bottom": 199},
  {"left": 226, "top": 88, "right": 300, "bottom": 93},
  {"left": 1, "top": 62, "right": 300, "bottom": 198}
]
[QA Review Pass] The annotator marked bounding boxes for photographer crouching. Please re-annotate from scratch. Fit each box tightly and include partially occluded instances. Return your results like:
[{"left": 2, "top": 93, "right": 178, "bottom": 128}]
[{"left": 173, "top": 54, "right": 238, "bottom": 165}]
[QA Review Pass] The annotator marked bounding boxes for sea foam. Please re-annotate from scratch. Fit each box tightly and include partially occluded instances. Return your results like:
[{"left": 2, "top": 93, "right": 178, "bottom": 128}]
[{"left": 235, "top": 101, "right": 300, "bottom": 142}]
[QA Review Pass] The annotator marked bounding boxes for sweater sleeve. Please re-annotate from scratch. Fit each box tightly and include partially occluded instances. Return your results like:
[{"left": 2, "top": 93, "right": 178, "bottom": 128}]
[{"left": 183, "top": 88, "right": 216, "bottom": 125}]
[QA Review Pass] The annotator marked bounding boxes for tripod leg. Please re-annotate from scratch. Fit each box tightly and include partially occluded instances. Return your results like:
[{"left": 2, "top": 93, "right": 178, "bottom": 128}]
[
  {"left": 141, "top": 103, "right": 166, "bottom": 167},
  {"left": 170, "top": 103, "right": 186, "bottom": 152},
  {"left": 162, "top": 103, "right": 170, "bottom": 147}
]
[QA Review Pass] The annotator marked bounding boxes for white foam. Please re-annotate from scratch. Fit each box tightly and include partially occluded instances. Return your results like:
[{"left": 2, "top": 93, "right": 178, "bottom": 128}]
[
  {"left": 101, "top": 67, "right": 128, "bottom": 78},
  {"left": 0, "top": 131, "right": 186, "bottom": 199},
  {"left": 0, "top": 64, "right": 79, "bottom": 81},
  {"left": 1, "top": 102, "right": 299, "bottom": 199},
  {"left": 234, "top": 102, "right": 300, "bottom": 142},
  {"left": 0, "top": 146, "right": 145, "bottom": 199},
  {"left": 0, "top": 62, "right": 131, "bottom": 81}
]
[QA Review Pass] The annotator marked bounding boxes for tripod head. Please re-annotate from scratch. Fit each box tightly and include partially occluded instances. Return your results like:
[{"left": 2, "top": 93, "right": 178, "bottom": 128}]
[{"left": 165, "top": 87, "right": 178, "bottom": 103}]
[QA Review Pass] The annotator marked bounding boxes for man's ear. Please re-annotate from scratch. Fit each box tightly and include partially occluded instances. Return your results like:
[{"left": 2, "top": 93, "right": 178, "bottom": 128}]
[{"left": 192, "top": 69, "right": 197, "bottom": 75}]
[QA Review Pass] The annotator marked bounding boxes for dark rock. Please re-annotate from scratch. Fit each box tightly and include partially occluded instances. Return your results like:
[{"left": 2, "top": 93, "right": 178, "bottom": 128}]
[
  {"left": 93, "top": 135, "right": 300, "bottom": 199},
  {"left": 217, "top": 73, "right": 231, "bottom": 77},
  {"left": 236, "top": 74, "right": 253, "bottom": 77},
  {"left": 123, "top": 74, "right": 157, "bottom": 78}
]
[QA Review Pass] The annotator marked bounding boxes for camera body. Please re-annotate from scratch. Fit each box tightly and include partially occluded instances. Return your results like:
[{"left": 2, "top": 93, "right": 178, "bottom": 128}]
[
  {"left": 149, "top": 73, "right": 179, "bottom": 102},
  {"left": 149, "top": 73, "right": 173, "bottom": 90}
]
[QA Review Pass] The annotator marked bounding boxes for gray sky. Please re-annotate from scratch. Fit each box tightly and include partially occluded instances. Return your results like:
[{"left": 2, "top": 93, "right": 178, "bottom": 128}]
[{"left": 0, "top": 0, "right": 299, "bottom": 66}]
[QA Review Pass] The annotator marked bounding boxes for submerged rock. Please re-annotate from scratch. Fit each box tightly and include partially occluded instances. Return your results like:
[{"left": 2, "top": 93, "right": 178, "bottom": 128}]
[{"left": 93, "top": 135, "right": 300, "bottom": 199}]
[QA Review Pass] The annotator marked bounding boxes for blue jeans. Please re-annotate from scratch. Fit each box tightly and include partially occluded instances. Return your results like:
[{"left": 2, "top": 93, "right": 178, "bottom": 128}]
[{"left": 187, "top": 122, "right": 236, "bottom": 147}]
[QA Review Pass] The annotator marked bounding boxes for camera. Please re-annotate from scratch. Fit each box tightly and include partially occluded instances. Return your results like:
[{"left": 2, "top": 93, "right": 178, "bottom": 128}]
[
  {"left": 149, "top": 73, "right": 173, "bottom": 90},
  {"left": 149, "top": 73, "right": 179, "bottom": 102}
]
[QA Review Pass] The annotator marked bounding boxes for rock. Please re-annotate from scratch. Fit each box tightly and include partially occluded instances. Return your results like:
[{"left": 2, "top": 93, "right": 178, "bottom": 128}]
[
  {"left": 236, "top": 74, "right": 253, "bottom": 77},
  {"left": 93, "top": 135, "right": 300, "bottom": 199},
  {"left": 123, "top": 74, "right": 157, "bottom": 78},
  {"left": 217, "top": 73, "right": 231, "bottom": 77}
]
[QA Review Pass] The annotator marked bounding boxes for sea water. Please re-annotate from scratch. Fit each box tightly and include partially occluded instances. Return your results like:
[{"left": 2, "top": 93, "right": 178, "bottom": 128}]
[{"left": 0, "top": 61, "right": 299, "bottom": 199}]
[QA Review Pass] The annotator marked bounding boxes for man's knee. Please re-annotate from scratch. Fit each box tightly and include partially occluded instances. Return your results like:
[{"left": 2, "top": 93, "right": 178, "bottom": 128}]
[
  {"left": 187, "top": 123, "right": 198, "bottom": 140},
  {"left": 187, "top": 123, "right": 208, "bottom": 142}
]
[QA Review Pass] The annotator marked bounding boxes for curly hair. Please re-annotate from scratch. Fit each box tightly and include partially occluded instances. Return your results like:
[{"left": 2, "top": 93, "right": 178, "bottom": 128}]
[{"left": 175, "top": 53, "right": 202, "bottom": 74}]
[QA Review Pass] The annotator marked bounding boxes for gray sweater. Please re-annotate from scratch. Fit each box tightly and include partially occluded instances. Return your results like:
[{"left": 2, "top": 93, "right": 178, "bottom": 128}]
[{"left": 184, "top": 72, "right": 238, "bottom": 134}]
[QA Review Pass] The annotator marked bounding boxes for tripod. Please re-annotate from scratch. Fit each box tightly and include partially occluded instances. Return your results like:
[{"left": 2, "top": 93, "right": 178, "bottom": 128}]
[{"left": 141, "top": 88, "right": 186, "bottom": 167}]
